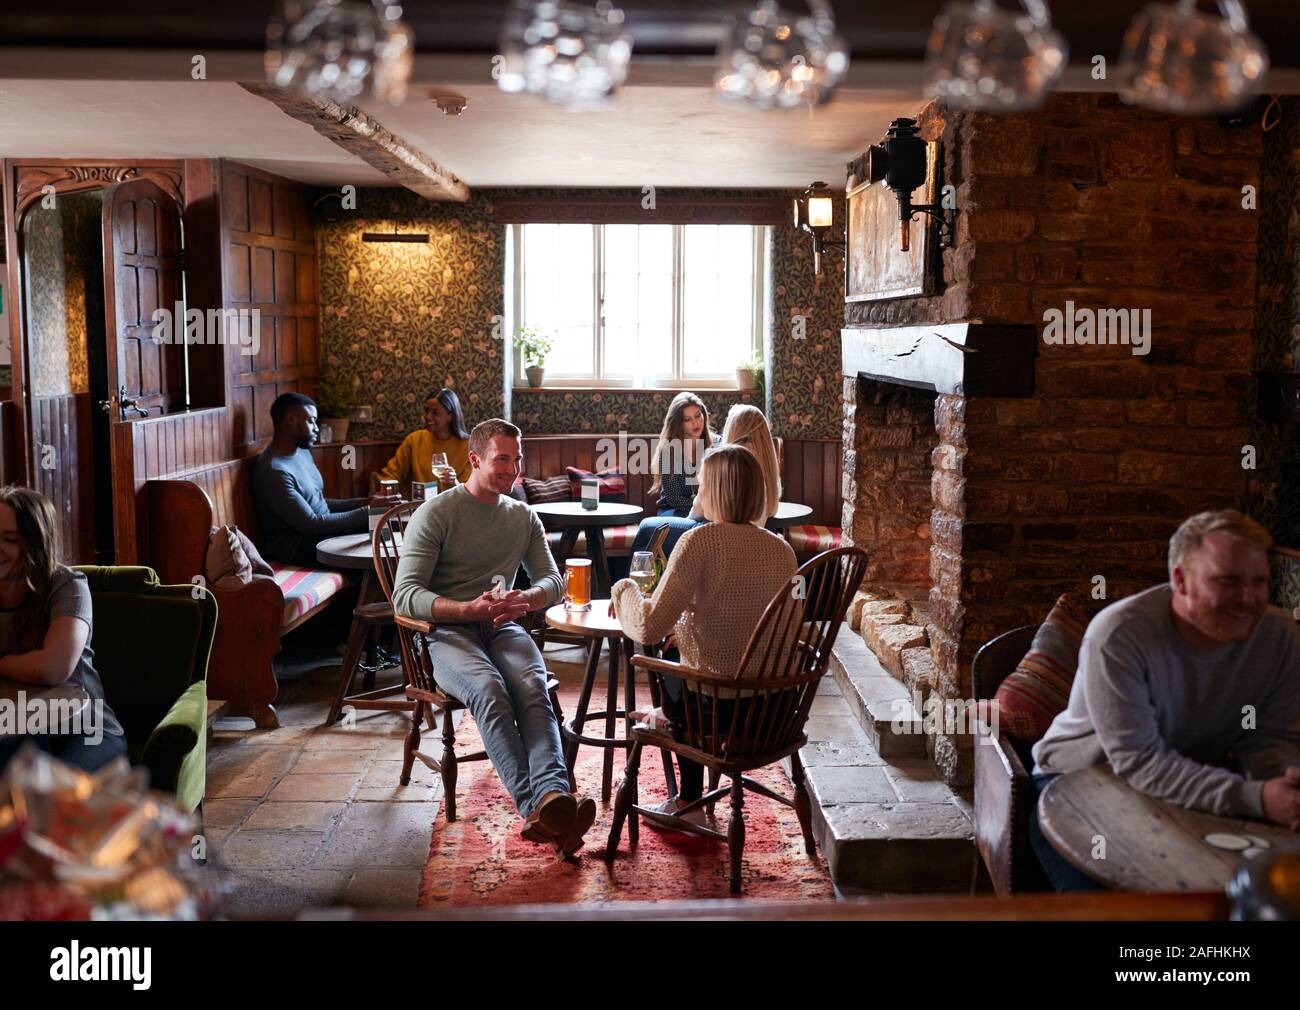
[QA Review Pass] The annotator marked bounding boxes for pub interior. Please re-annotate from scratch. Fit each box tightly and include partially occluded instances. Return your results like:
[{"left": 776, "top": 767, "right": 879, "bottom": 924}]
[{"left": 1, "top": 0, "right": 1299, "bottom": 937}]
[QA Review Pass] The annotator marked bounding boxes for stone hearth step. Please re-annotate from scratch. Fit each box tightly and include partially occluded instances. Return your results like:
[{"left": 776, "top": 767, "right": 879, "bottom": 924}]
[
  {"left": 788, "top": 677, "right": 974, "bottom": 891},
  {"left": 829, "top": 631, "right": 927, "bottom": 758}
]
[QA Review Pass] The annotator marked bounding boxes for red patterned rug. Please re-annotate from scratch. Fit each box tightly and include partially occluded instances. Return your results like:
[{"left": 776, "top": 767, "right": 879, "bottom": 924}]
[{"left": 418, "top": 688, "right": 834, "bottom": 907}]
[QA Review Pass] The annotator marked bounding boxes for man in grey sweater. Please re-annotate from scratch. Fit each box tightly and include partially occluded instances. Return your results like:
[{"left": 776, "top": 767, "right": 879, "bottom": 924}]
[
  {"left": 253, "top": 392, "right": 398, "bottom": 566},
  {"left": 392, "top": 418, "right": 596, "bottom": 857},
  {"left": 1030, "top": 509, "right": 1300, "bottom": 889}
]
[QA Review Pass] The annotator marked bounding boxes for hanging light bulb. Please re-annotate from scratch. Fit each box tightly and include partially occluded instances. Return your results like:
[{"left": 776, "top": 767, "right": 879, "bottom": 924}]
[
  {"left": 713, "top": 0, "right": 849, "bottom": 110},
  {"left": 923, "top": 0, "right": 1066, "bottom": 111},
  {"left": 265, "top": 0, "right": 414, "bottom": 105},
  {"left": 496, "top": 0, "right": 633, "bottom": 107},
  {"left": 1117, "top": 0, "right": 1269, "bottom": 115}
]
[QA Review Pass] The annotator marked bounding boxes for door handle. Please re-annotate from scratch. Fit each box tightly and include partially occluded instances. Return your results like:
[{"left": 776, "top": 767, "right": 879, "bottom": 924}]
[{"left": 116, "top": 385, "right": 150, "bottom": 419}]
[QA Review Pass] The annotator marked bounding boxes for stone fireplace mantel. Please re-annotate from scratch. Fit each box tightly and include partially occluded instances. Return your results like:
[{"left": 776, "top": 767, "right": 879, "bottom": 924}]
[{"left": 841, "top": 323, "right": 1037, "bottom": 397}]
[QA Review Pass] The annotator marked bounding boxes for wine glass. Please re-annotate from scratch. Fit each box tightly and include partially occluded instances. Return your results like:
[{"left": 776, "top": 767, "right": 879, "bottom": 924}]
[
  {"left": 430, "top": 452, "right": 449, "bottom": 469},
  {"left": 629, "top": 551, "right": 656, "bottom": 596}
]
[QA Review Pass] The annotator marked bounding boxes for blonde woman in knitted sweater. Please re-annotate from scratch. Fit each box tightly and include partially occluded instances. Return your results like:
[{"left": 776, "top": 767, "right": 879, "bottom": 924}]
[{"left": 612, "top": 444, "right": 797, "bottom": 827}]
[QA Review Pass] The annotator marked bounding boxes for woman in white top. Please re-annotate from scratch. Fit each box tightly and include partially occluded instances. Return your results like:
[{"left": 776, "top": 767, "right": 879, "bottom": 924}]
[{"left": 612, "top": 444, "right": 797, "bottom": 826}]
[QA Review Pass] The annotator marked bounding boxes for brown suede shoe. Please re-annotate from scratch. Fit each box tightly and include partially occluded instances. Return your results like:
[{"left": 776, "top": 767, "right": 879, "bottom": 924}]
[
  {"left": 552, "top": 796, "right": 597, "bottom": 859},
  {"left": 534, "top": 790, "right": 578, "bottom": 836}
]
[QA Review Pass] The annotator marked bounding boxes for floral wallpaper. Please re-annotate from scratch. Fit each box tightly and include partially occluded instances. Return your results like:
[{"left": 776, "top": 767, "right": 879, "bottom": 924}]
[
  {"left": 317, "top": 188, "right": 506, "bottom": 437},
  {"left": 316, "top": 186, "right": 845, "bottom": 441},
  {"left": 1244, "top": 98, "right": 1300, "bottom": 607}
]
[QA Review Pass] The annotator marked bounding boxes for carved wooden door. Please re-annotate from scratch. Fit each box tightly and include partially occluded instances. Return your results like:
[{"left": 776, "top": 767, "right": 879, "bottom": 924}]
[{"left": 102, "top": 179, "right": 186, "bottom": 420}]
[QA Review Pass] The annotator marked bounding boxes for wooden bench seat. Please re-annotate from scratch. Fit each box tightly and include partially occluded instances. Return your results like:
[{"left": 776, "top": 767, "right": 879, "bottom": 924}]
[{"left": 147, "top": 455, "right": 348, "bottom": 729}]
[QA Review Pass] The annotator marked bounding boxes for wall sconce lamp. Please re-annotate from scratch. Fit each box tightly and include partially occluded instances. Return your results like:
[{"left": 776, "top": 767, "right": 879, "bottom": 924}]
[
  {"left": 793, "top": 181, "right": 845, "bottom": 276},
  {"left": 862, "top": 117, "right": 955, "bottom": 253},
  {"left": 361, "top": 230, "right": 429, "bottom": 243}
]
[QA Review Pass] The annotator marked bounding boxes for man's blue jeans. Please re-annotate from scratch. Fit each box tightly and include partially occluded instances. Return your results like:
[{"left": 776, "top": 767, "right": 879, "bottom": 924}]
[
  {"left": 1028, "top": 773, "right": 1106, "bottom": 892},
  {"left": 425, "top": 621, "right": 570, "bottom": 818}
]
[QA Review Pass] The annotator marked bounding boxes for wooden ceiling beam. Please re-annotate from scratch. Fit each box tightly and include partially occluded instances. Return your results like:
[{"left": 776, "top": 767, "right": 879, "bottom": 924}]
[{"left": 240, "top": 83, "right": 469, "bottom": 202}]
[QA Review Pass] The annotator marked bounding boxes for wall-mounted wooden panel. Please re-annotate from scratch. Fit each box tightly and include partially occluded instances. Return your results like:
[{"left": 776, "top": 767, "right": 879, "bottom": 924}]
[{"left": 222, "top": 161, "right": 319, "bottom": 458}]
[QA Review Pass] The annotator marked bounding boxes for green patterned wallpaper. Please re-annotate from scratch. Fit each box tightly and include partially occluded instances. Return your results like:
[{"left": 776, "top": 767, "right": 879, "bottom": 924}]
[
  {"left": 316, "top": 186, "right": 845, "bottom": 440},
  {"left": 1244, "top": 98, "right": 1300, "bottom": 607}
]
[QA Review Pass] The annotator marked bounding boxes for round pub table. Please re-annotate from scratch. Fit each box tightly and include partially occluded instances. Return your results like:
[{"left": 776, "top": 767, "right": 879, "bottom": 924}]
[
  {"left": 765, "top": 500, "right": 813, "bottom": 531},
  {"left": 316, "top": 530, "right": 409, "bottom": 726},
  {"left": 545, "top": 599, "right": 677, "bottom": 818},
  {"left": 531, "top": 502, "right": 644, "bottom": 600},
  {"left": 1038, "top": 764, "right": 1299, "bottom": 891}
]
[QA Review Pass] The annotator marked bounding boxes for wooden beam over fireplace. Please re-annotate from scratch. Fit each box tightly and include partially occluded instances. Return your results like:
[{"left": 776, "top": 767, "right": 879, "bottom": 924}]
[
  {"left": 841, "top": 323, "right": 1037, "bottom": 397},
  {"left": 239, "top": 83, "right": 470, "bottom": 203}
]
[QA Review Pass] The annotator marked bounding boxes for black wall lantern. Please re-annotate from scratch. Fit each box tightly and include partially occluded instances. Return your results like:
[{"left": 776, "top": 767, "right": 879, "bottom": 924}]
[
  {"left": 793, "top": 180, "right": 846, "bottom": 277},
  {"left": 861, "top": 117, "right": 955, "bottom": 253}
]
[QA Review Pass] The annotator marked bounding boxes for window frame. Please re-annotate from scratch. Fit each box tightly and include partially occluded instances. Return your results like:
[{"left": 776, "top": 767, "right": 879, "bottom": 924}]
[{"left": 511, "top": 222, "right": 766, "bottom": 389}]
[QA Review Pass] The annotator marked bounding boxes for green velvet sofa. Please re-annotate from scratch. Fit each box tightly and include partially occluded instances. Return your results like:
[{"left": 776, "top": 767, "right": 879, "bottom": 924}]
[{"left": 72, "top": 565, "right": 217, "bottom": 812}]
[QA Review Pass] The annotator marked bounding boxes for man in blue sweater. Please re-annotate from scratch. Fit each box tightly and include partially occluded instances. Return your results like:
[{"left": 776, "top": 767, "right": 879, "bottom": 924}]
[{"left": 254, "top": 392, "right": 398, "bottom": 566}]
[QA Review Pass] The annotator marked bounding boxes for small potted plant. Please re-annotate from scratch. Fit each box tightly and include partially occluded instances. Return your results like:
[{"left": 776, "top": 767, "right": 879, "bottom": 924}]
[
  {"left": 736, "top": 350, "right": 764, "bottom": 390},
  {"left": 517, "top": 327, "right": 553, "bottom": 387},
  {"left": 313, "top": 374, "right": 357, "bottom": 444}
]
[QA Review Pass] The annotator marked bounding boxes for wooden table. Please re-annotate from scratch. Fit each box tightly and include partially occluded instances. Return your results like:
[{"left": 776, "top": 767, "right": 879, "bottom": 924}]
[
  {"left": 316, "top": 531, "right": 410, "bottom": 725},
  {"left": 0, "top": 677, "right": 91, "bottom": 736},
  {"left": 765, "top": 501, "right": 813, "bottom": 531},
  {"left": 531, "top": 502, "right": 644, "bottom": 599},
  {"left": 1037, "top": 764, "right": 1300, "bottom": 891},
  {"left": 545, "top": 600, "right": 676, "bottom": 813}
]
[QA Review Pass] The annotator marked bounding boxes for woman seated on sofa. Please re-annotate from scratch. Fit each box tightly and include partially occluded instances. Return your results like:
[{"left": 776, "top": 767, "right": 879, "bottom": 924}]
[
  {"left": 623, "top": 402, "right": 781, "bottom": 572},
  {"left": 376, "top": 387, "right": 471, "bottom": 487},
  {"left": 649, "top": 391, "right": 719, "bottom": 517},
  {"left": 0, "top": 486, "right": 127, "bottom": 773},
  {"left": 612, "top": 444, "right": 797, "bottom": 827}
]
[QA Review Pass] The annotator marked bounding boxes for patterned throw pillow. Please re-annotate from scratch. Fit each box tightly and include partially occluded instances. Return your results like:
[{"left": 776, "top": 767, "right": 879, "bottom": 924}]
[
  {"left": 993, "top": 594, "right": 1090, "bottom": 745},
  {"left": 565, "top": 466, "right": 627, "bottom": 502},
  {"left": 522, "top": 475, "right": 572, "bottom": 504}
]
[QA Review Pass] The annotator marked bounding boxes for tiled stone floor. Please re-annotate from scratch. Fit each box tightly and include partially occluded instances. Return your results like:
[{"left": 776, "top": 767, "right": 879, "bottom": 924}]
[{"left": 206, "top": 636, "right": 605, "bottom": 916}]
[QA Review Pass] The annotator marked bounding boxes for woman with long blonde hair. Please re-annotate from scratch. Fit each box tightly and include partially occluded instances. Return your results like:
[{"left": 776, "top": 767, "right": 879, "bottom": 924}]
[
  {"left": 613, "top": 445, "right": 797, "bottom": 827},
  {"left": 715, "top": 404, "right": 780, "bottom": 522}
]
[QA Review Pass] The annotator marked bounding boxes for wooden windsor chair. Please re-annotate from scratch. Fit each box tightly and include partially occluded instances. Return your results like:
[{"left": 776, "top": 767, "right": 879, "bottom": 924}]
[
  {"left": 604, "top": 545, "right": 868, "bottom": 893},
  {"left": 371, "top": 500, "right": 564, "bottom": 822}
]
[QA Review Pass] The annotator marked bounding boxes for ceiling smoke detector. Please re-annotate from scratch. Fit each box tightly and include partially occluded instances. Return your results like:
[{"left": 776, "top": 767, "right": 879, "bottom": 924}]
[{"left": 434, "top": 95, "right": 468, "bottom": 116}]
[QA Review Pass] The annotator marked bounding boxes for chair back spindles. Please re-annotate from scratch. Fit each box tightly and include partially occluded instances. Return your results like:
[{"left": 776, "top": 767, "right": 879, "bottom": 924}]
[
  {"left": 671, "top": 547, "right": 867, "bottom": 764},
  {"left": 372, "top": 501, "right": 437, "bottom": 696}
]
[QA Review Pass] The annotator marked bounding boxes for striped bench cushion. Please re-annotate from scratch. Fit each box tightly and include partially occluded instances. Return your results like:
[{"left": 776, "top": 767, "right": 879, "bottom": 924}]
[
  {"left": 546, "top": 524, "right": 640, "bottom": 557},
  {"left": 271, "top": 564, "right": 347, "bottom": 627},
  {"left": 785, "top": 524, "right": 842, "bottom": 554}
]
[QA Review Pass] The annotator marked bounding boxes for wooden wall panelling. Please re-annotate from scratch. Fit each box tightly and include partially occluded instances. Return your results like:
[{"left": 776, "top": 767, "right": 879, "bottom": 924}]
[{"left": 221, "top": 160, "right": 319, "bottom": 458}]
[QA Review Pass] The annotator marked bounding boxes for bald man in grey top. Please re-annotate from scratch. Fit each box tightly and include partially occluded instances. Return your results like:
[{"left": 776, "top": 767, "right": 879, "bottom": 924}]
[{"left": 1030, "top": 511, "right": 1300, "bottom": 889}]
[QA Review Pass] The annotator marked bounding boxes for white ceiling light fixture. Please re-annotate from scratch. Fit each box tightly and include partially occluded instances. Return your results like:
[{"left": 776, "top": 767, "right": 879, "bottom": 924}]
[
  {"left": 496, "top": 0, "right": 633, "bottom": 107},
  {"left": 923, "top": 0, "right": 1066, "bottom": 111},
  {"left": 265, "top": 0, "right": 413, "bottom": 106},
  {"left": 713, "top": 0, "right": 849, "bottom": 111},
  {"left": 1117, "top": 0, "right": 1269, "bottom": 115}
]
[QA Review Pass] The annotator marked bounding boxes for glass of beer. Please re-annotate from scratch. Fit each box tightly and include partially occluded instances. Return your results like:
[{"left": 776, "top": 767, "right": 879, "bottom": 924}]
[
  {"left": 629, "top": 551, "right": 656, "bottom": 596},
  {"left": 564, "top": 558, "right": 592, "bottom": 612}
]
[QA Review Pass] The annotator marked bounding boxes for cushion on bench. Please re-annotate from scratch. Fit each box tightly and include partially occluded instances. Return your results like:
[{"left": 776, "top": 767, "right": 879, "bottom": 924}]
[
  {"left": 546, "top": 524, "right": 640, "bottom": 556},
  {"left": 271, "top": 564, "right": 347, "bottom": 627},
  {"left": 785, "top": 524, "right": 842, "bottom": 554}
]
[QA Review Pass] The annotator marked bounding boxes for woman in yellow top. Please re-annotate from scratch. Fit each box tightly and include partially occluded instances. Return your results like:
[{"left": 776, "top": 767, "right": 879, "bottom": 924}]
[{"left": 377, "top": 388, "right": 472, "bottom": 485}]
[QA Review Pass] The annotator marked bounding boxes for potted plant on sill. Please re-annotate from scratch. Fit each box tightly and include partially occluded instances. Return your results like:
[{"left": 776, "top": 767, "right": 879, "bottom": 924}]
[
  {"left": 314, "top": 374, "right": 358, "bottom": 444},
  {"left": 736, "top": 351, "right": 764, "bottom": 391},
  {"left": 517, "top": 327, "right": 553, "bottom": 388}
]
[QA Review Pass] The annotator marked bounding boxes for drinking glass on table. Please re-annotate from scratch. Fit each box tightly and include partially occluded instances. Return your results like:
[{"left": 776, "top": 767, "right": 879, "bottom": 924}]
[
  {"left": 564, "top": 558, "right": 592, "bottom": 612},
  {"left": 629, "top": 551, "right": 656, "bottom": 596}
]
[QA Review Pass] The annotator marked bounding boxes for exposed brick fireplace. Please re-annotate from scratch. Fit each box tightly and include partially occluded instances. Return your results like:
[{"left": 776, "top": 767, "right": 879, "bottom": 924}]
[{"left": 841, "top": 94, "right": 1261, "bottom": 787}]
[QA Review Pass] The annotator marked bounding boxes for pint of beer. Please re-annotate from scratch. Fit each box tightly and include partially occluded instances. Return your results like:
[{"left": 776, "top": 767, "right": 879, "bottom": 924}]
[{"left": 564, "top": 558, "right": 592, "bottom": 611}]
